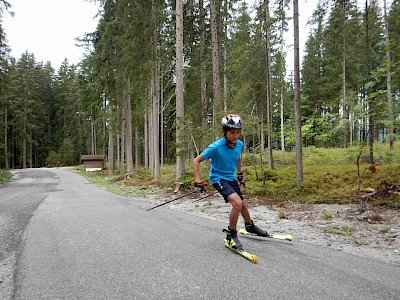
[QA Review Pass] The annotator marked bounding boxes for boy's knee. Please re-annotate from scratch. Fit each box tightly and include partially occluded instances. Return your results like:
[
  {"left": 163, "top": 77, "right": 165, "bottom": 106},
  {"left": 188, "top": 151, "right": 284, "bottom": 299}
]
[{"left": 229, "top": 194, "right": 242, "bottom": 211}]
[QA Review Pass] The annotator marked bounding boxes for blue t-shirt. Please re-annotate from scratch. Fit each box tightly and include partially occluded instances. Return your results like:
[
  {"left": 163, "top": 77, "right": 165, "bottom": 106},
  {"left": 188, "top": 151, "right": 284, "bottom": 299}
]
[{"left": 200, "top": 137, "right": 243, "bottom": 184}]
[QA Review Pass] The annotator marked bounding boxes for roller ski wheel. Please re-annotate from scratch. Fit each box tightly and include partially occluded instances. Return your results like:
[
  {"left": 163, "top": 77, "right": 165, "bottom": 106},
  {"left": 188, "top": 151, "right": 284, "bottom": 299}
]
[
  {"left": 223, "top": 238, "right": 258, "bottom": 264},
  {"left": 239, "top": 228, "right": 293, "bottom": 241}
]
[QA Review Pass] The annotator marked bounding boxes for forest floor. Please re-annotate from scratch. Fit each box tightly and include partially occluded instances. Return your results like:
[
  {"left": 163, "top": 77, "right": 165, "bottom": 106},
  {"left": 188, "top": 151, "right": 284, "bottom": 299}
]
[{"left": 145, "top": 191, "right": 400, "bottom": 265}]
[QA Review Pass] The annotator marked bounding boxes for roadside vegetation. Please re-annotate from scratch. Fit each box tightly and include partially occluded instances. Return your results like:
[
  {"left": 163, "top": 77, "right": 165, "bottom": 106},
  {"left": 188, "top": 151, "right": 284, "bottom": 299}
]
[
  {"left": 0, "top": 169, "right": 12, "bottom": 184},
  {"left": 79, "top": 143, "right": 399, "bottom": 209}
]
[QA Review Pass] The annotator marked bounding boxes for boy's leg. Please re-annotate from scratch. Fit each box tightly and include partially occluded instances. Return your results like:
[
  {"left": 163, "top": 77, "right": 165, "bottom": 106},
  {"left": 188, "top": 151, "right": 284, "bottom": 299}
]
[
  {"left": 215, "top": 181, "right": 269, "bottom": 238},
  {"left": 227, "top": 193, "right": 243, "bottom": 230},
  {"left": 213, "top": 180, "right": 250, "bottom": 229},
  {"left": 232, "top": 193, "right": 269, "bottom": 237},
  {"left": 228, "top": 194, "right": 253, "bottom": 228},
  {"left": 225, "top": 193, "right": 244, "bottom": 250},
  {"left": 240, "top": 199, "right": 252, "bottom": 224}
]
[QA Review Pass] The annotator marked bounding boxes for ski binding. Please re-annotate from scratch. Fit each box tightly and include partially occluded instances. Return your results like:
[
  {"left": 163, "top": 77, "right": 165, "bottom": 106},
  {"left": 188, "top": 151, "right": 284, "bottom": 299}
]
[
  {"left": 224, "top": 239, "right": 258, "bottom": 264},
  {"left": 239, "top": 229, "right": 293, "bottom": 241}
]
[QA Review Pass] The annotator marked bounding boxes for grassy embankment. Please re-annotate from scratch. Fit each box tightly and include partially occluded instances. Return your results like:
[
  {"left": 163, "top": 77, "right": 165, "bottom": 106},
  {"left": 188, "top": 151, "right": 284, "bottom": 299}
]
[{"left": 79, "top": 142, "right": 399, "bottom": 208}]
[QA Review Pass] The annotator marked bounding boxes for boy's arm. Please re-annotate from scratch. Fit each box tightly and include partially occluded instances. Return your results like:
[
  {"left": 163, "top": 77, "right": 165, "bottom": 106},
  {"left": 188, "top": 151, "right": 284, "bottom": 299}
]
[
  {"left": 236, "top": 156, "right": 245, "bottom": 187},
  {"left": 193, "top": 155, "right": 205, "bottom": 183},
  {"left": 237, "top": 156, "right": 243, "bottom": 174}
]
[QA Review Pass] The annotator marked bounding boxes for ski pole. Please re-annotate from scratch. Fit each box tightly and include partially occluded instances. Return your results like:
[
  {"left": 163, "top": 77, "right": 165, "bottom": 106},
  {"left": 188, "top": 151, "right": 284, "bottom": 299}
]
[
  {"left": 192, "top": 191, "right": 219, "bottom": 203},
  {"left": 147, "top": 190, "right": 198, "bottom": 211}
]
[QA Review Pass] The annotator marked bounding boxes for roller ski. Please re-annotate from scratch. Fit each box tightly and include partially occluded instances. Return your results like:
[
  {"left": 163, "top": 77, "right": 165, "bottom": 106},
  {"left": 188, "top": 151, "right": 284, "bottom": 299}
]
[
  {"left": 223, "top": 228, "right": 258, "bottom": 264},
  {"left": 239, "top": 221, "right": 293, "bottom": 241}
]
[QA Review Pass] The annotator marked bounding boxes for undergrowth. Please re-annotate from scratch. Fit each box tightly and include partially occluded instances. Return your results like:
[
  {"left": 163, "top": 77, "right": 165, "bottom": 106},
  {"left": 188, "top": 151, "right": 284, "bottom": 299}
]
[
  {"left": 0, "top": 169, "right": 12, "bottom": 184},
  {"left": 77, "top": 142, "right": 400, "bottom": 208}
]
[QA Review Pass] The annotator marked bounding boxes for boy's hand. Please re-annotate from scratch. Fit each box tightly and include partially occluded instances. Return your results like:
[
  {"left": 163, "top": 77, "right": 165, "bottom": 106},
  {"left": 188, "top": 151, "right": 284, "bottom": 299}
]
[
  {"left": 237, "top": 172, "right": 246, "bottom": 188},
  {"left": 194, "top": 182, "right": 208, "bottom": 193}
]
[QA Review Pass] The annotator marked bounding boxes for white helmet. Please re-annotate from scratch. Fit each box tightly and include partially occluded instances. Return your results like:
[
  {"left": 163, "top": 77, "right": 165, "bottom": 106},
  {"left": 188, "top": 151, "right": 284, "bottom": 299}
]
[{"left": 221, "top": 114, "right": 243, "bottom": 129}]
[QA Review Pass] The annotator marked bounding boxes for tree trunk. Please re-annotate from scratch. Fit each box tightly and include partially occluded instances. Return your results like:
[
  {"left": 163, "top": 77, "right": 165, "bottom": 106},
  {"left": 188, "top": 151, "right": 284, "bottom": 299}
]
[
  {"left": 279, "top": 3, "right": 285, "bottom": 152},
  {"left": 91, "top": 108, "right": 95, "bottom": 155},
  {"left": 160, "top": 62, "right": 164, "bottom": 167},
  {"left": 176, "top": 0, "right": 185, "bottom": 179},
  {"left": 108, "top": 101, "right": 115, "bottom": 174},
  {"left": 342, "top": 38, "right": 347, "bottom": 146},
  {"left": 365, "top": 0, "right": 374, "bottom": 163},
  {"left": 125, "top": 77, "right": 133, "bottom": 175},
  {"left": 152, "top": 0, "right": 160, "bottom": 178},
  {"left": 117, "top": 133, "right": 120, "bottom": 171},
  {"left": 293, "top": 0, "right": 303, "bottom": 185},
  {"left": 4, "top": 97, "right": 9, "bottom": 169},
  {"left": 120, "top": 109, "right": 125, "bottom": 175},
  {"left": 134, "top": 127, "right": 141, "bottom": 167},
  {"left": 383, "top": 0, "right": 394, "bottom": 150},
  {"left": 152, "top": 64, "right": 160, "bottom": 178},
  {"left": 77, "top": 96, "right": 82, "bottom": 164},
  {"left": 280, "top": 92, "right": 285, "bottom": 151},
  {"left": 144, "top": 113, "right": 149, "bottom": 169},
  {"left": 199, "top": 0, "right": 207, "bottom": 131},
  {"left": 102, "top": 95, "right": 106, "bottom": 161},
  {"left": 259, "top": 116, "right": 266, "bottom": 188},
  {"left": 210, "top": 0, "right": 221, "bottom": 128},
  {"left": 148, "top": 106, "right": 154, "bottom": 175},
  {"left": 223, "top": 0, "right": 228, "bottom": 111},
  {"left": 29, "top": 128, "right": 32, "bottom": 168},
  {"left": 264, "top": 0, "right": 274, "bottom": 169}
]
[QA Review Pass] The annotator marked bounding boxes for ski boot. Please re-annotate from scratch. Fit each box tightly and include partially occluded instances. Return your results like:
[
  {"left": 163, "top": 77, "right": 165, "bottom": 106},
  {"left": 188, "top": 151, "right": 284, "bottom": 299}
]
[
  {"left": 245, "top": 220, "right": 270, "bottom": 237},
  {"left": 223, "top": 227, "right": 244, "bottom": 251},
  {"left": 223, "top": 227, "right": 258, "bottom": 263}
]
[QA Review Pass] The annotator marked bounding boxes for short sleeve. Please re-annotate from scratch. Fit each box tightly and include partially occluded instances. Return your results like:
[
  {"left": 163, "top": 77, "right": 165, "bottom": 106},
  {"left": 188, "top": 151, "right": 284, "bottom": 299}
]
[{"left": 200, "top": 143, "right": 217, "bottom": 160}]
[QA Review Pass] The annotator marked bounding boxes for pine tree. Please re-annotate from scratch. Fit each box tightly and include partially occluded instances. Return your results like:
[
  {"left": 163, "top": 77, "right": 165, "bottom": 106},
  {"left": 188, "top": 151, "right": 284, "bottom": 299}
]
[
  {"left": 9, "top": 52, "right": 46, "bottom": 168},
  {"left": 302, "top": 2, "right": 327, "bottom": 119}
]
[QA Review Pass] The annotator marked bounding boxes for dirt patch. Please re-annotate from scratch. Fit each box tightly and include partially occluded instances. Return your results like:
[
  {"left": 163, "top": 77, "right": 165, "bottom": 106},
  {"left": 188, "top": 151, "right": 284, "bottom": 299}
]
[{"left": 146, "top": 192, "right": 400, "bottom": 265}]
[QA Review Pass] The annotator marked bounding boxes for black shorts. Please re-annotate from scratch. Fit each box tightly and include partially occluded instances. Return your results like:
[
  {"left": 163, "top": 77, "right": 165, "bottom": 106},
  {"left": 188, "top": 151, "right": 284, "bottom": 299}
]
[{"left": 212, "top": 179, "right": 243, "bottom": 203}]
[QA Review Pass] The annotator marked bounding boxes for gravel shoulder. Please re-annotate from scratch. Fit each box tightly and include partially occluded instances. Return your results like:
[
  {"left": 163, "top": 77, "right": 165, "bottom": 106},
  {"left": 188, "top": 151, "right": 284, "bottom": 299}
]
[{"left": 147, "top": 192, "right": 400, "bottom": 265}]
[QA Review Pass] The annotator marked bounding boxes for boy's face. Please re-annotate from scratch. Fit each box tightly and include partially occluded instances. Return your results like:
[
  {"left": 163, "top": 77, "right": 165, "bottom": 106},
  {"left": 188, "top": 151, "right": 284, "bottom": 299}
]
[{"left": 224, "top": 128, "right": 241, "bottom": 148}]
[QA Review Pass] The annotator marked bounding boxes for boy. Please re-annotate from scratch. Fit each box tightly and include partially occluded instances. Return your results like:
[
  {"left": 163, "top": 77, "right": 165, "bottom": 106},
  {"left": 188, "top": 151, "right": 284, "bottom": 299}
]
[{"left": 192, "top": 114, "right": 267, "bottom": 251}]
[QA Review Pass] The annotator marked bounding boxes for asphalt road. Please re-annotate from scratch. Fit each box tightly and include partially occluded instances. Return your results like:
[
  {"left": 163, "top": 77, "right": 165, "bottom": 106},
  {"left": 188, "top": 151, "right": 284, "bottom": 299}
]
[
  {"left": 0, "top": 168, "right": 59, "bottom": 300},
  {"left": 1, "top": 168, "right": 399, "bottom": 300}
]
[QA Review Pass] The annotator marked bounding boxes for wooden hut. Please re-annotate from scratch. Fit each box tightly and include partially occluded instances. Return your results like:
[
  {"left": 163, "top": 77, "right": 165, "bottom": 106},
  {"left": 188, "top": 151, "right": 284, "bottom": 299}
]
[{"left": 81, "top": 155, "right": 105, "bottom": 171}]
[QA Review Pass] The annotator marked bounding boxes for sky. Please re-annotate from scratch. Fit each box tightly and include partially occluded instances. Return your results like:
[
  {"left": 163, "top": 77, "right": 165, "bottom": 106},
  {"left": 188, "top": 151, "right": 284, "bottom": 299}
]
[
  {"left": 2, "top": 0, "right": 100, "bottom": 69},
  {"left": 2, "top": 0, "right": 318, "bottom": 71}
]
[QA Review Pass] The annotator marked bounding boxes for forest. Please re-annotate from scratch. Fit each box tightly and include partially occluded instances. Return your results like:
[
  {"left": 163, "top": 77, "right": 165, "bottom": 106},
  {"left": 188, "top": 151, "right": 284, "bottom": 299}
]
[{"left": 0, "top": 0, "right": 399, "bottom": 187}]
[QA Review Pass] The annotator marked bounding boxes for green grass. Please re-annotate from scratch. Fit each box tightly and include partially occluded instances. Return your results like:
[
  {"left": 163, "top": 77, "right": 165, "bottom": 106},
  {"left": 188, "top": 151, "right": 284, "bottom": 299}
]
[
  {"left": 0, "top": 169, "right": 12, "bottom": 184},
  {"left": 238, "top": 143, "right": 400, "bottom": 207},
  {"left": 76, "top": 143, "right": 399, "bottom": 207},
  {"left": 75, "top": 166, "right": 166, "bottom": 198},
  {"left": 322, "top": 210, "right": 333, "bottom": 220},
  {"left": 325, "top": 225, "right": 354, "bottom": 237}
]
